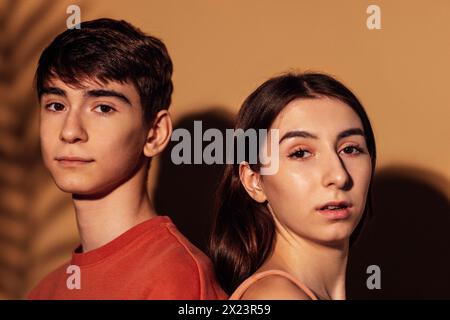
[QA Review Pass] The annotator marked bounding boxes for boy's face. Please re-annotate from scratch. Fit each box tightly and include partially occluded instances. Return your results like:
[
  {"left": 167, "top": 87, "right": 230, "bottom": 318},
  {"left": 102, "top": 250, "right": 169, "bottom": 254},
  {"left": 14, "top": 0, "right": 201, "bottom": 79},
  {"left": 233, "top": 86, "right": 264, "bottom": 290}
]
[{"left": 39, "top": 77, "right": 149, "bottom": 196}]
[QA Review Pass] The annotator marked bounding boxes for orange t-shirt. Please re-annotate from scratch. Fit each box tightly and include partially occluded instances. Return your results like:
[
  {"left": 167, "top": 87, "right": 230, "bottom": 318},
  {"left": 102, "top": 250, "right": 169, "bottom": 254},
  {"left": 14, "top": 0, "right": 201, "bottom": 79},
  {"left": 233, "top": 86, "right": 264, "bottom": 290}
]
[{"left": 28, "top": 216, "right": 227, "bottom": 300}]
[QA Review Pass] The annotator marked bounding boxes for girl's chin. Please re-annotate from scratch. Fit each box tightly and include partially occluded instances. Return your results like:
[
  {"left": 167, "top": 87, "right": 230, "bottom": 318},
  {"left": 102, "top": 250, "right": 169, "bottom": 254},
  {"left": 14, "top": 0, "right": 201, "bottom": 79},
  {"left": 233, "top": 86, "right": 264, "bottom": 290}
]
[{"left": 315, "top": 232, "right": 352, "bottom": 247}]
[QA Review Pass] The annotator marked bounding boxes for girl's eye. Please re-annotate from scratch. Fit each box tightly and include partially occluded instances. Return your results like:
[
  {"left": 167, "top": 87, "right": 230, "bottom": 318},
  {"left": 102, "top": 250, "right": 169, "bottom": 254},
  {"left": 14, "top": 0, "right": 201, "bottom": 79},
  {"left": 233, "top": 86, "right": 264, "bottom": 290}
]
[
  {"left": 288, "top": 148, "right": 312, "bottom": 159},
  {"left": 94, "top": 104, "right": 116, "bottom": 115},
  {"left": 341, "top": 146, "right": 363, "bottom": 155},
  {"left": 45, "top": 102, "right": 65, "bottom": 111}
]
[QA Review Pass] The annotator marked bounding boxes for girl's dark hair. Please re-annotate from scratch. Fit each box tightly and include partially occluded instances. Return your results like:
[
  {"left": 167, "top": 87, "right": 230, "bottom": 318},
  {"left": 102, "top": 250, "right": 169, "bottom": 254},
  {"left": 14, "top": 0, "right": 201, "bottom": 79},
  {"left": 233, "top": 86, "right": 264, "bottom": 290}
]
[
  {"left": 35, "top": 18, "right": 173, "bottom": 125},
  {"left": 209, "top": 72, "right": 377, "bottom": 295}
]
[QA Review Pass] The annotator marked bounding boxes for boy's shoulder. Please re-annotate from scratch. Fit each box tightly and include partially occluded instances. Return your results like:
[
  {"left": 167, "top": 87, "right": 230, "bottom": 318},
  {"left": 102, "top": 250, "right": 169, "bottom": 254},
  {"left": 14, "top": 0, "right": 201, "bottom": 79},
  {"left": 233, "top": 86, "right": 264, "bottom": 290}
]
[
  {"left": 28, "top": 217, "right": 228, "bottom": 299},
  {"left": 136, "top": 218, "right": 227, "bottom": 299},
  {"left": 157, "top": 221, "right": 210, "bottom": 263},
  {"left": 139, "top": 219, "right": 214, "bottom": 278}
]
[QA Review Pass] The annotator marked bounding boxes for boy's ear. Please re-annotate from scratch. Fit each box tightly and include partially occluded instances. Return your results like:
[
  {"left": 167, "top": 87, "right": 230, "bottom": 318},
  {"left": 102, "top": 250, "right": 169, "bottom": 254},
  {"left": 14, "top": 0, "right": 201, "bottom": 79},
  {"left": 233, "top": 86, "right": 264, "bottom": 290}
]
[
  {"left": 239, "top": 162, "right": 267, "bottom": 203},
  {"left": 143, "top": 110, "right": 172, "bottom": 158}
]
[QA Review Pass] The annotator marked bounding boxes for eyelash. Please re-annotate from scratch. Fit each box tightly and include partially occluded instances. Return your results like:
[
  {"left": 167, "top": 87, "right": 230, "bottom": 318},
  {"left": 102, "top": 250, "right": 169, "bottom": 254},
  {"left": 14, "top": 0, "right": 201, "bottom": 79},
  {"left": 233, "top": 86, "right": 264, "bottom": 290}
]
[
  {"left": 44, "top": 103, "right": 117, "bottom": 116},
  {"left": 44, "top": 102, "right": 65, "bottom": 112},
  {"left": 341, "top": 145, "right": 364, "bottom": 156},
  {"left": 93, "top": 104, "right": 116, "bottom": 116},
  {"left": 288, "top": 148, "right": 312, "bottom": 159},
  {"left": 288, "top": 145, "right": 364, "bottom": 159}
]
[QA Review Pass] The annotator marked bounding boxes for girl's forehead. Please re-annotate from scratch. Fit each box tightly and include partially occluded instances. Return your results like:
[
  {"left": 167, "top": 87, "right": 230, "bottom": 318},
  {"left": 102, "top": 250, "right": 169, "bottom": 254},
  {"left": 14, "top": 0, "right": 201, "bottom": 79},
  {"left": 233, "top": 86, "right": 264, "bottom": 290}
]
[{"left": 271, "top": 97, "right": 363, "bottom": 134}]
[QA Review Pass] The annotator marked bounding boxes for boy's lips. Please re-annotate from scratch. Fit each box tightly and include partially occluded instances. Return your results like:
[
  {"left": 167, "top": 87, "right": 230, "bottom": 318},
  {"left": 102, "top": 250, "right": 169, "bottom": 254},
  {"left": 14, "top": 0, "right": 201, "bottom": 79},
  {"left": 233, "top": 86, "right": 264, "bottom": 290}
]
[
  {"left": 55, "top": 156, "right": 95, "bottom": 166},
  {"left": 55, "top": 156, "right": 94, "bottom": 162}
]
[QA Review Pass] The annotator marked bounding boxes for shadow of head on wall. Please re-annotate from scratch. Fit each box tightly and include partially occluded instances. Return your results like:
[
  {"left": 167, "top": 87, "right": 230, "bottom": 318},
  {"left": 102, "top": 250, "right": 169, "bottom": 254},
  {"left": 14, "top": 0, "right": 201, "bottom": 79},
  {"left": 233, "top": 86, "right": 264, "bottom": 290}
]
[
  {"left": 347, "top": 165, "right": 450, "bottom": 299},
  {"left": 153, "top": 108, "right": 235, "bottom": 253}
]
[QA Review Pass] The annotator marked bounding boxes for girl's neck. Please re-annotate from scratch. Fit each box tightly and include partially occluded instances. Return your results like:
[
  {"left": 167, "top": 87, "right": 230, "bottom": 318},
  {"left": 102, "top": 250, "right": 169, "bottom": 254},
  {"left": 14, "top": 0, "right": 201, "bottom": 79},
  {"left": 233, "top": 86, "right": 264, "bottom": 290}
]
[{"left": 261, "top": 233, "right": 349, "bottom": 300}]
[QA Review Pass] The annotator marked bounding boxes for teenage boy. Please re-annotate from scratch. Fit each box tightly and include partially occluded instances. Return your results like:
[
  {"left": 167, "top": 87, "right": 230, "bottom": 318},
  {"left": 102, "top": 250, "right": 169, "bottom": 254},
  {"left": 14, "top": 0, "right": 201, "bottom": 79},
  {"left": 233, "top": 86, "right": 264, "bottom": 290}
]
[{"left": 28, "top": 18, "right": 226, "bottom": 300}]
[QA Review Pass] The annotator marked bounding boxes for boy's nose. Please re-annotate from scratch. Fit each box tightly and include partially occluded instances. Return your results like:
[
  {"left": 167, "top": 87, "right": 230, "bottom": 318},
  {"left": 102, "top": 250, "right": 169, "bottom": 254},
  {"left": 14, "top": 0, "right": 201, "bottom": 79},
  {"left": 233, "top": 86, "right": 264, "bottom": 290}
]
[{"left": 60, "top": 111, "right": 88, "bottom": 143}]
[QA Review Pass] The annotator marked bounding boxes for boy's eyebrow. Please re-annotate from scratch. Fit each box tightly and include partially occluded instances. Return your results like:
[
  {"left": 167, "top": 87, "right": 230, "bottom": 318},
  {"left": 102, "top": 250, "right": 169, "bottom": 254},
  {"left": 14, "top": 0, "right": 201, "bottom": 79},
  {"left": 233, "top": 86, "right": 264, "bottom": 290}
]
[
  {"left": 85, "top": 89, "right": 132, "bottom": 106},
  {"left": 40, "top": 87, "right": 67, "bottom": 97},
  {"left": 279, "top": 128, "right": 365, "bottom": 144},
  {"left": 39, "top": 87, "right": 131, "bottom": 107}
]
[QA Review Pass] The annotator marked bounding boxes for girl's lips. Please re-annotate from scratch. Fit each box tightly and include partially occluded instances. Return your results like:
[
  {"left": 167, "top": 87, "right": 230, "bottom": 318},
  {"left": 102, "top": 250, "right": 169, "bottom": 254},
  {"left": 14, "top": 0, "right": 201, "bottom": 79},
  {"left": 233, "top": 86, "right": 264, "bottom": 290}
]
[
  {"left": 316, "top": 207, "right": 351, "bottom": 220},
  {"left": 316, "top": 201, "right": 352, "bottom": 211}
]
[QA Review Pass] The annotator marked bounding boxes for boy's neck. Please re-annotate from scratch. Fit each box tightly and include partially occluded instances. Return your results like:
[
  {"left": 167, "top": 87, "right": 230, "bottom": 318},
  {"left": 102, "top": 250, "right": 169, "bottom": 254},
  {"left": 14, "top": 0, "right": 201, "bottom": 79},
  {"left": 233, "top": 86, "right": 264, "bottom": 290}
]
[{"left": 72, "top": 166, "right": 157, "bottom": 253}]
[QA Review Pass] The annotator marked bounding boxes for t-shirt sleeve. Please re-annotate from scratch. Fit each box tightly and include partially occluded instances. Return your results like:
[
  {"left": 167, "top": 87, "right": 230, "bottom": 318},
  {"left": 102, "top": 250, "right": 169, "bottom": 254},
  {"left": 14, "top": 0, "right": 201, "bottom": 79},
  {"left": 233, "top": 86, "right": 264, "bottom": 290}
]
[
  {"left": 156, "top": 224, "right": 227, "bottom": 300},
  {"left": 144, "top": 253, "right": 202, "bottom": 299}
]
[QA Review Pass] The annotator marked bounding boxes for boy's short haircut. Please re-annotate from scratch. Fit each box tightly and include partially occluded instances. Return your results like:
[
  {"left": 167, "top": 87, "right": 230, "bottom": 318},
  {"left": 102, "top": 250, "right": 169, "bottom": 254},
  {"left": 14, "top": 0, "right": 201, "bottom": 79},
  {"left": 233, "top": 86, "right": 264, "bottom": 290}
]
[{"left": 35, "top": 18, "right": 173, "bottom": 125}]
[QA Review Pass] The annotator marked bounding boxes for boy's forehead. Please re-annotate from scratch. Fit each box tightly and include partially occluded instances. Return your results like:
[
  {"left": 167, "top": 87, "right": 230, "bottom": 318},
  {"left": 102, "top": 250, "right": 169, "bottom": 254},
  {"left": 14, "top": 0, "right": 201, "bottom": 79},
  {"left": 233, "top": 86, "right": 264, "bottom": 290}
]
[
  {"left": 46, "top": 76, "right": 130, "bottom": 91},
  {"left": 44, "top": 76, "right": 140, "bottom": 102},
  {"left": 40, "top": 76, "right": 142, "bottom": 110}
]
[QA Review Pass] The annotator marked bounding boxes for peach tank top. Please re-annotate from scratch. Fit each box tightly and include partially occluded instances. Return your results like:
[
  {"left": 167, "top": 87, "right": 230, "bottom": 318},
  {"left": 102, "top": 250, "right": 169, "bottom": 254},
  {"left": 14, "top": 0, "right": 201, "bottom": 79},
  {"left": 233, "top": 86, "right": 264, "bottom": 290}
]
[{"left": 229, "top": 269, "right": 319, "bottom": 300}]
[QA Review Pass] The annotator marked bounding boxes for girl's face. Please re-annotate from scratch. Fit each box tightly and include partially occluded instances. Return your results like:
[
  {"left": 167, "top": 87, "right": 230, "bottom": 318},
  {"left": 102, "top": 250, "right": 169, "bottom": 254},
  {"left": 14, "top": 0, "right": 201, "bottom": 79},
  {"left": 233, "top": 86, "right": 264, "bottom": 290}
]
[{"left": 259, "top": 97, "right": 372, "bottom": 246}]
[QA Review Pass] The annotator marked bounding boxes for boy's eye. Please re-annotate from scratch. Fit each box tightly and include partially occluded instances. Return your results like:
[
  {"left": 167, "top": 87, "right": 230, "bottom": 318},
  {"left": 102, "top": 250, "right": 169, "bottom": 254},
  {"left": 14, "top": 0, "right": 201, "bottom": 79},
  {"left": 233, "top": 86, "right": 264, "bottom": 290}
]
[
  {"left": 288, "top": 148, "right": 312, "bottom": 159},
  {"left": 340, "top": 146, "right": 362, "bottom": 155},
  {"left": 45, "top": 102, "right": 65, "bottom": 111},
  {"left": 94, "top": 104, "right": 116, "bottom": 114}
]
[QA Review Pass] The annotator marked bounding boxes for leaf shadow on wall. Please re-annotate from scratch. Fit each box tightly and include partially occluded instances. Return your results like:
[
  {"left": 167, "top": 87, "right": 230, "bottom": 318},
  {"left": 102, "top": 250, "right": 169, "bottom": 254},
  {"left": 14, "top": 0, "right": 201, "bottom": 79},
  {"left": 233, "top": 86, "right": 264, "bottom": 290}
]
[{"left": 0, "top": 0, "right": 95, "bottom": 299}]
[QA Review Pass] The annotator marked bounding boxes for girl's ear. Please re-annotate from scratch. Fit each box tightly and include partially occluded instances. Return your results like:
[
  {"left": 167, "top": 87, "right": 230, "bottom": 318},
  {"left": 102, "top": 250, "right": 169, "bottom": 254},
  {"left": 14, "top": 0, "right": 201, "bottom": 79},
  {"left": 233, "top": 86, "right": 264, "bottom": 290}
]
[
  {"left": 239, "top": 162, "right": 267, "bottom": 203},
  {"left": 143, "top": 110, "right": 173, "bottom": 158}
]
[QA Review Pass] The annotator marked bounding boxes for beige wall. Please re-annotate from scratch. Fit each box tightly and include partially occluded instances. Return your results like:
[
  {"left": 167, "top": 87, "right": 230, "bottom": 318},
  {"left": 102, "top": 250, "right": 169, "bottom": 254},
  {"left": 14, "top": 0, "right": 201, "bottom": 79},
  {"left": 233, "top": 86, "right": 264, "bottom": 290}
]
[
  {"left": 109, "top": 0, "right": 450, "bottom": 185},
  {"left": 0, "top": 0, "right": 449, "bottom": 298}
]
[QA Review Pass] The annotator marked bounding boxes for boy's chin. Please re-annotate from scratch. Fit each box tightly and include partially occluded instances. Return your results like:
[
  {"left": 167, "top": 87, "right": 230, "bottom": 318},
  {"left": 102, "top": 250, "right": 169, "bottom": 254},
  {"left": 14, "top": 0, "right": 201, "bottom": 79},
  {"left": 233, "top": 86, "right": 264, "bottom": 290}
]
[
  {"left": 53, "top": 179, "right": 105, "bottom": 197},
  {"left": 54, "top": 176, "right": 125, "bottom": 199},
  {"left": 55, "top": 183, "right": 94, "bottom": 195}
]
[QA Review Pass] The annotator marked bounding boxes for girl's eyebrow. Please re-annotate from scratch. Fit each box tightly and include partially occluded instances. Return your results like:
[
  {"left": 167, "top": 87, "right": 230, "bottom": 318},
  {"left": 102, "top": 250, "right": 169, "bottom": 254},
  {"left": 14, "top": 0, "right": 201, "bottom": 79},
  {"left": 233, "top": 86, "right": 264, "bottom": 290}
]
[
  {"left": 279, "top": 128, "right": 365, "bottom": 144},
  {"left": 337, "top": 128, "right": 365, "bottom": 140},
  {"left": 279, "top": 130, "right": 318, "bottom": 144}
]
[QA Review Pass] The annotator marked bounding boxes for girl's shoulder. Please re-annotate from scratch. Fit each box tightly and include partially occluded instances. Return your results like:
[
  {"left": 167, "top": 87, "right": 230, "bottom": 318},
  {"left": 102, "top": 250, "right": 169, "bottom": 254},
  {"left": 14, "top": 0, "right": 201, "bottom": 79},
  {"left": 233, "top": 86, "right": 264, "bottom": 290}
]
[{"left": 229, "top": 269, "right": 318, "bottom": 300}]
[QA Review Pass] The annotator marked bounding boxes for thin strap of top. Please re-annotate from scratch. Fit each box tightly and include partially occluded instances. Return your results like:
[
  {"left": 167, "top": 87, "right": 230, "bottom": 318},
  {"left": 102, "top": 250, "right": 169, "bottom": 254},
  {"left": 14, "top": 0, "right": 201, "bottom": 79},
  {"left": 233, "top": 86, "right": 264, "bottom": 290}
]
[{"left": 229, "top": 269, "right": 318, "bottom": 300}]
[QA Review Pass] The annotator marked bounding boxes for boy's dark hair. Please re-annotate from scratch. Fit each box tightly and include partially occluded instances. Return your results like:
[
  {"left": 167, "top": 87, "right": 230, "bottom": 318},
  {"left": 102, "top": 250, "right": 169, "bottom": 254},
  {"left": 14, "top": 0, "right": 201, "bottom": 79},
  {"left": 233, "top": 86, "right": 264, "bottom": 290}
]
[{"left": 35, "top": 18, "right": 173, "bottom": 125}]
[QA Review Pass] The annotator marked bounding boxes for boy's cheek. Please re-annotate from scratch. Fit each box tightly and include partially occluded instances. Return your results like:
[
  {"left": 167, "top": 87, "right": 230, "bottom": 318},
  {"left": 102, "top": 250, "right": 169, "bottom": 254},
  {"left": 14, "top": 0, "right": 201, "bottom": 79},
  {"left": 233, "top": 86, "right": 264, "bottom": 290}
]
[{"left": 40, "top": 140, "right": 62, "bottom": 177}]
